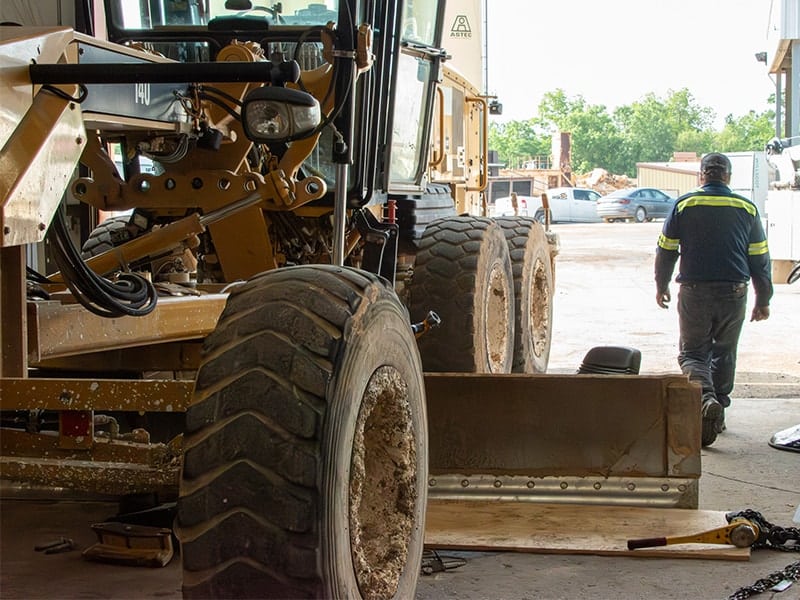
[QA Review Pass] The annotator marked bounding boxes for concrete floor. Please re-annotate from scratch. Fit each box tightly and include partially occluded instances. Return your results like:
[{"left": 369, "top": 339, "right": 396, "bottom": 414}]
[{"left": 2, "top": 222, "right": 799, "bottom": 599}]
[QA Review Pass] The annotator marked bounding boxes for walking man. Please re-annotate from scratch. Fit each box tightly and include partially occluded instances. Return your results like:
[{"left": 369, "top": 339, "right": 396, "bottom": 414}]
[{"left": 655, "top": 153, "right": 773, "bottom": 447}]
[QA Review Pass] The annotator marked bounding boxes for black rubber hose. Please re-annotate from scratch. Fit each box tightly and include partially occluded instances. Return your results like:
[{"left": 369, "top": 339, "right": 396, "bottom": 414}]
[
  {"left": 26, "top": 266, "right": 51, "bottom": 285},
  {"left": 46, "top": 210, "right": 158, "bottom": 318}
]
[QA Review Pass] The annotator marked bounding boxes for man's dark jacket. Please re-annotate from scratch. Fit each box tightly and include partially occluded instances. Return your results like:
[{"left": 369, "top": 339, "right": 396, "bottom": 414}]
[{"left": 655, "top": 182, "right": 773, "bottom": 306}]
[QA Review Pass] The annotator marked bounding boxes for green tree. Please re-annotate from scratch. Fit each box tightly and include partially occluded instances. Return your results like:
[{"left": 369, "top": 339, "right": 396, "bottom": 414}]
[
  {"left": 610, "top": 89, "right": 713, "bottom": 174},
  {"left": 674, "top": 129, "right": 715, "bottom": 156},
  {"left": 714, "top": 110, "right": 775, "bottom": 152},
  {"left": 535, "top": 88, "right": 578, "bottom": 127},
  {"left": 664, "top": 89, "right": 714, "bottom": 133},
  {"left": 535, "top": 90, "right": 626, "bottom": 174},
  {"left": 487, "top": 87, "right": 775, "bottom": 177},
  {"left": 488, "top": 119, "right": 549, "bottom": 168}
]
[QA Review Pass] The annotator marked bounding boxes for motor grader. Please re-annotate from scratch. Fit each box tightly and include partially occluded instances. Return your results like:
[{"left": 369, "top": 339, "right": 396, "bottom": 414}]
[{"left": 0, "top": 1, "right": 702, "bottom": 598}]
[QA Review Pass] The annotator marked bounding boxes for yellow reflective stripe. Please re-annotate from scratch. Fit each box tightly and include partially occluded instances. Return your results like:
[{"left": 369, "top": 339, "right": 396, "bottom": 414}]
[
  {"left": 676, "top": 195, "right": 757, "bottom": 216},
  {"left": 749, "top": 240, "right": 769, "bottom": 255},
  {"left": 658, "top": 233, "right": 679, "bottom": 251}
]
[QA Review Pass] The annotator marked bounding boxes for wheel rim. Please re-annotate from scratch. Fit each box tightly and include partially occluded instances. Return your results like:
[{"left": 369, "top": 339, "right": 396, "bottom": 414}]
[
  {"left": 484, "top": 262, "right": 512, "bottom": 372},
  {"left": 350, "top": 365, "right": 417, "bottom": 599},
  {"left": 529, "top": 256, "right": 551, "bottom": 359},
  {"left": 636, "top": 207, "right": 646, "bottom": 222}
]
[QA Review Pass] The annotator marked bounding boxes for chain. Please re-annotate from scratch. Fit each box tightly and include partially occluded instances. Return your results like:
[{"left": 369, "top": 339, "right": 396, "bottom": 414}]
[
  {"left": 725, "top": 510, "right": 800, "bottom": 599},
  {"left": 726, "top": 509, "right": 800, "bottom": 552},
  {"left": 727, "top": 560, "right": 800, "bottom": 600}
]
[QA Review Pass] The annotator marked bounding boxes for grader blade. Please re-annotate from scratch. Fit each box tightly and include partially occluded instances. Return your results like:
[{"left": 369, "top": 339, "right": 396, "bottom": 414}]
[{"left": 425, "top": 373, "right": 701, "bottom": 509}]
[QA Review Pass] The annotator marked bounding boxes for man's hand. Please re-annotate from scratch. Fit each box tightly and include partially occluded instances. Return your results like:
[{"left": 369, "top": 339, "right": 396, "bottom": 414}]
[
  {"left": 656, "top": 288, "right": 671, "bottom": 309},
  {"left": 751, "top": 305, "right": 770, "bottom": 322}
]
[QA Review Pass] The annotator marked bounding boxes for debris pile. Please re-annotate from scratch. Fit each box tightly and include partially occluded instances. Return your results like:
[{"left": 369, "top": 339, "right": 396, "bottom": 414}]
[{"left": 575, "top": 168, "right": 634, "bottom": 194}]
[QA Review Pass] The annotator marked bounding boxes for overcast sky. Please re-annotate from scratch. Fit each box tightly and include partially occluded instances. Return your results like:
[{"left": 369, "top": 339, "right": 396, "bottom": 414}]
[{"left": 485, "top": 0, "right": 778, "bottom": 129}]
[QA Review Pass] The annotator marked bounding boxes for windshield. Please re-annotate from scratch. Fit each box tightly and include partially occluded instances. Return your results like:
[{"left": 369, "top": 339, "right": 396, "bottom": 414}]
[
  {"left": 108, "top": 1, "right": 339, "bottom": 30},
  {"left": 401, "top": 0, "right": 442, "bottom": 46},
  {"left": 389, "top": 53, "right": 433, "bottom": 184}
]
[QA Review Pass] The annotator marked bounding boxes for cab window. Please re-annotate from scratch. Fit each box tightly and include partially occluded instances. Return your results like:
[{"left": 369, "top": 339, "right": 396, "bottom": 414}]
[
  {"left": 401, "top": 0, "right": 441, "bottom": 45},
  {"left": 574, "top": 189, "right": 599, "bottom": 201}
]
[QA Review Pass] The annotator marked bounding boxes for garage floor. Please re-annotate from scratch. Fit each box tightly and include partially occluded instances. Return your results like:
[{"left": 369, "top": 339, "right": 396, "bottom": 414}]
[{"left": 2, "top": 223, "right": 799, "bottom": 599}]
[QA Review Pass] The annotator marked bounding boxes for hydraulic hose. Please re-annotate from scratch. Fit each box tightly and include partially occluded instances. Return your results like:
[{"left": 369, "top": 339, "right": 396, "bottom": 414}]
[{"left": 46, "top": 209, "right": 158, "bottom": 318}]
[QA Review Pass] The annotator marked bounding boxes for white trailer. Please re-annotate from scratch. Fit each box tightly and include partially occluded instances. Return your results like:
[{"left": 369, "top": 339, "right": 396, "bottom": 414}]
[
  {"left": 727, "top": 151, "right": 772, "bottom": 217},
  {"left": 762, "top": 0, "right": 800, "bottom": 282},
  {"left": 765, "top": 139, "right": 800, "bottom": 283}
]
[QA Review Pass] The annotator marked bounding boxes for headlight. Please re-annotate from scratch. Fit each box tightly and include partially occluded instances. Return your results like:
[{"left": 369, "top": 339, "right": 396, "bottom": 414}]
[{"left": 242, "top": 86, "right": 321, "bottom": 143}]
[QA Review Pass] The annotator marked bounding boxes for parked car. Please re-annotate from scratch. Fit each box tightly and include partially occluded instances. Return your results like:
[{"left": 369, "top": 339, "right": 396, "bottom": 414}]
[
  {"left": 492, "top": 187, "right": 602, "bottom": 223},
  {"left": 596, "top": 188, "right": 675, "bottom": 223}
]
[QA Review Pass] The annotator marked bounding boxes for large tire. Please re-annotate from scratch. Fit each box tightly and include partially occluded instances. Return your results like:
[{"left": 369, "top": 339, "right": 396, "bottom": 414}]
[
  {"left": 409, "top": 216, "right": 514, "bottom": 373},
  {"left": 177, "top": 265, "right": 428, "bottom": 599},
  {"left": 634, "top": 206, "right": 647, "bottom": 223},
  {"left": 496, "top": 217, "right": 554, "bottom": 373}
]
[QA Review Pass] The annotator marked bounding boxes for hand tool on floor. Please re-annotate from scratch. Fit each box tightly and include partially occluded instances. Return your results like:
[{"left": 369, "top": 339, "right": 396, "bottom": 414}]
[
  {"left": 34, "top": 537, "right": 76, "bottom": 554},
  {"left": 421, "top": 549, "right": 466, "bottom": 575},
  {"left": 627, "top": 517, "right": 759, "bottom": 550}
]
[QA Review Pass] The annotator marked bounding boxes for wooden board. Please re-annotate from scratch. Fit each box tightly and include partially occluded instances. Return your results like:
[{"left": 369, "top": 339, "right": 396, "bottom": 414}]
[{"left": 425, "top": 500, "right": 750, "bottom": 561}]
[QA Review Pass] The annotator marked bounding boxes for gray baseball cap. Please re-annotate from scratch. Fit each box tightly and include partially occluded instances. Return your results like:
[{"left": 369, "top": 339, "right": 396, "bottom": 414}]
[{"left": 701, "top": 152, "right": 732, "bottom": 175}]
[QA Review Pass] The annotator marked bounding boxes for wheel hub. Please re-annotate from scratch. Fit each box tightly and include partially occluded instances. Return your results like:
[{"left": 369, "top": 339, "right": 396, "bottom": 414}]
[
  {"left": 349, "top": 366, "right": 417, "bottom": 599},
  {"left": 485, "top": 263, "right": 512, "bottom": 372}
]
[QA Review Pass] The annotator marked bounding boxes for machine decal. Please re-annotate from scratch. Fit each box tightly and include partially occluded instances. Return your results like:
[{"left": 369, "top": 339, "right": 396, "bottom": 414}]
[{"left": 450, "top": 15, "right": 472, "bottom": 38}]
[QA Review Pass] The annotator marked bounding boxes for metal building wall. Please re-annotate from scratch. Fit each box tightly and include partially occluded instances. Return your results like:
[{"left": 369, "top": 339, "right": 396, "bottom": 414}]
[{"left": 635, "top": 166, "right": 698, "bottom": 198}]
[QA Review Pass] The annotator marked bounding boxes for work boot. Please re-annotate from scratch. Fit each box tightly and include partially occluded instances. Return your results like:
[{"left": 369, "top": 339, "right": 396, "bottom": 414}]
[{"left": 701, "top": 394, "right": 723, "bottom": 447}]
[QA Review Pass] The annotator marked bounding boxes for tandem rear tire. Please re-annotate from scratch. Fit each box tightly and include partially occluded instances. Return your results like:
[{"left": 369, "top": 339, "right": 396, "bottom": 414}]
[
  {"left": 177, "top": 265, "right": 428, "bottom": 599},
  {"left": 495, "top": 217, "right": 554, "bottom": 373},
  {"left": 409, "top": 216, "right": 514, "bottom": 373}
]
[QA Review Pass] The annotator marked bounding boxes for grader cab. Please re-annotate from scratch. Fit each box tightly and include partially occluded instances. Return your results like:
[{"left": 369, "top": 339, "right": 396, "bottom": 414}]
[{"left": 0, "top": 1, "right": 701, "bottom": 597}]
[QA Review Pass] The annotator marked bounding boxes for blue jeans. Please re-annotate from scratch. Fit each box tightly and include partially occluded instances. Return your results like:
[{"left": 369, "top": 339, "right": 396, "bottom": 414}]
[{"left": 677, "top": 282, "right": 748, "bottom": 405}]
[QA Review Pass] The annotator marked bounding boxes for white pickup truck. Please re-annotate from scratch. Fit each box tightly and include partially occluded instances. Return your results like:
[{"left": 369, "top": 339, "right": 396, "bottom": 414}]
[{"left": 491, "top": 187, "right": 602, "bottom": 223}]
